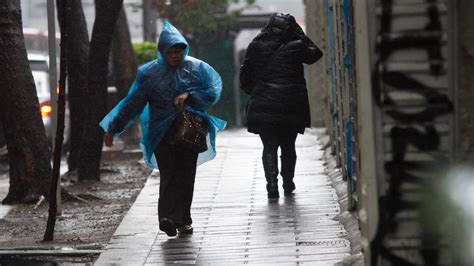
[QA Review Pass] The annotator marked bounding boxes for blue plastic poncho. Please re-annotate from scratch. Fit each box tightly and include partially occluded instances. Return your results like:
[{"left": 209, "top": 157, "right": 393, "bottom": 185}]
[{"left": 100, "top": 20, "right": 227, "bottom": 169}]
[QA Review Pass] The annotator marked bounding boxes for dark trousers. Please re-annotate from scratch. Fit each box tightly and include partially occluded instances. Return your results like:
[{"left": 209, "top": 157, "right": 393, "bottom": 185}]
[
  {"left": 155, "top": 141, "right": 198, "bottom": 227},
  {"left": 259, "top": 131, "right": 298, "bottom": 160}
]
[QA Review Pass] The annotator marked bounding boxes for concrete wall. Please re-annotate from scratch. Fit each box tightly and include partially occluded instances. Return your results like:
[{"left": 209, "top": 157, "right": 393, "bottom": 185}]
[
  {"left": 352, "top": 1, "right": 379, "bottom": 264},
  {"left": 304, "top": 0, "right": 327, "bottom": 127}
]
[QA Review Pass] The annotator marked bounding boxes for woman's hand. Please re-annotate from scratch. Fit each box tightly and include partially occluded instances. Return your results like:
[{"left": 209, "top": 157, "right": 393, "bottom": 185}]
[
  {"left": 174, "top": 92, "right": 189, "bottom": 111},
  {"left": 104, "top": 133, "right": 114, "bottom": 147}
]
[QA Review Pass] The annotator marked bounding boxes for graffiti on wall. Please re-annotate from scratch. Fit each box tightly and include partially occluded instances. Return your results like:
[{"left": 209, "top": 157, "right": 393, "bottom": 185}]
[{"left": 371, "top": 0, "right": 453, "bottom": 265}]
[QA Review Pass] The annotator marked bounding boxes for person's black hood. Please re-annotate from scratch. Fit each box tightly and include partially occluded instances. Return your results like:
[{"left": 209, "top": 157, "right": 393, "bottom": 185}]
[{"left": 261, "top": 12, "right": 298, "bottom": 35}]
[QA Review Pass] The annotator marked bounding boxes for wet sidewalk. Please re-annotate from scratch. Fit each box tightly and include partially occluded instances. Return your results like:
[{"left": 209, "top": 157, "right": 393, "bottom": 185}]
[{"left": 95, "top": 128, "right": 350, "bottom": 265}]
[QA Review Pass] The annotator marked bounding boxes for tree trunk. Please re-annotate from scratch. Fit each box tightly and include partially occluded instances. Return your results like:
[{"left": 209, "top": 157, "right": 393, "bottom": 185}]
[
  {"left": 111, "top": 7, "right": 140, "bottom": 145},
  {"left": 77, "top": 0, "right": 123, "bottom": 181},
  {"left": 112, "top": 7, "right": 137, "bottom": 100},
  {"left": 61, "top": 0, "right": 89, "bottom": 171},
  {"left": 0, "top": 0, "right": 52, "bottom": 204}
]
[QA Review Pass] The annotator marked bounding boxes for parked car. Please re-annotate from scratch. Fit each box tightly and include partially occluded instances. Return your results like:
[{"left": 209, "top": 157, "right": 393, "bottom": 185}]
[{"left": 0, "top": 52, "right": 69, "bottom": 149}]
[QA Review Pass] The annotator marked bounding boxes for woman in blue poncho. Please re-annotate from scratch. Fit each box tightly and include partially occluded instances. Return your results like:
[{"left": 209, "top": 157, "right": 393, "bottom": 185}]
[{"left": 100, "top": 21, "right": 226, "bottom": 237}]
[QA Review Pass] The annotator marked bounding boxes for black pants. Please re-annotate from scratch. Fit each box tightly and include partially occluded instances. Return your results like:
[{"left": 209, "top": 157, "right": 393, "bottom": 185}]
[
  {"left": 259, "top": 131, "right": 298, "bottom": 160},
  {"left": 155, "top": 141, "right": 198, "bottom": 227}
]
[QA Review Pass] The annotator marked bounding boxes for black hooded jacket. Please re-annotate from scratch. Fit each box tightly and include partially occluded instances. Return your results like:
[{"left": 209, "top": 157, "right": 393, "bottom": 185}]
[{"left": 240, "top": 13, "right": 323, "bottom": 134}]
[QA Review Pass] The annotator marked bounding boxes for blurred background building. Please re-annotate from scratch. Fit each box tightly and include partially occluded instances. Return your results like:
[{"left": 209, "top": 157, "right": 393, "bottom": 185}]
[{"left": 20, "top": 0, "right": 144, "bottom": 42}]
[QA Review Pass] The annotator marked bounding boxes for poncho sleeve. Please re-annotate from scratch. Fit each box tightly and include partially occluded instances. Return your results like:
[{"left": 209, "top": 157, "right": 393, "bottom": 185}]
[
  {"left": 100, "top": 68, "right": 151, "bottom": 136},
  {"left": 186, "top": 61, "right": 222, "bottom": 111}
]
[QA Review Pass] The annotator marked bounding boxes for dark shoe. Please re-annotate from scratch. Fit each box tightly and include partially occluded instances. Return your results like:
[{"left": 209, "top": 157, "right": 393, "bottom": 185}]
[
  {"left": 267, "top": 191, "right": 279, "bottom": 198},
  {"left": 177, "top": 224, "right": 193, "bottom": 235},
  {"left": 159, "top": 218, "right": 177, "bottom": 237},
  {"left": 266, "top": 181, "right": 279, "bottom": 198},
  {"left": 283, "top": 179, "right": 295, "bottom": 196},
  {"left": 262, "top": 154, "right": 279, "bottom": 198},
  {"left": 281, "top": 155, "right": 296, "bottom": 196}
]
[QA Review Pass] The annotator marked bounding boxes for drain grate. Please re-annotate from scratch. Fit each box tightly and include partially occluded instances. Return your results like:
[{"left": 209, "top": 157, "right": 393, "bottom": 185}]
[{"left": 296, "top": 240, "right": 349, "bottom": 247}]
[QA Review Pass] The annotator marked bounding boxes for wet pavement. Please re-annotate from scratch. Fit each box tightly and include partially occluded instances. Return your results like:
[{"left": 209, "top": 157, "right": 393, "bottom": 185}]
[
  {"left": 0, "top": 178, "right": 12, "bottom": 218},
  {"left": 0, "top": 157, "right": 12, "bottom": 218},
  {"left": 95, "top": 128, "right": 350, "bottom": 265}
]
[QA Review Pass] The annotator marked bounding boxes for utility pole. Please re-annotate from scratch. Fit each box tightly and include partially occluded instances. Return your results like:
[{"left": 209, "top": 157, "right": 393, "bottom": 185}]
[
  {"left": 233, "top": 47, "right": 242, "bottom": 126},
  {"left": 143, "top": 0, "right": 157, "bottom": 42}
]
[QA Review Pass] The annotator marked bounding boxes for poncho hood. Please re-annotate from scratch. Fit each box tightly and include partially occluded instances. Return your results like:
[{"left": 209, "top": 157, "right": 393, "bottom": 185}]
[{"left": 157, "top": 20, "right": 190, "bottom": 64}]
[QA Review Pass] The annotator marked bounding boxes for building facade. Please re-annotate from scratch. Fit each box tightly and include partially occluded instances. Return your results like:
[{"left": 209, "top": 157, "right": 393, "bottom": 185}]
[
  {"left": 20, "top": 0, "right": 146, "bottom": 42},
  {"left": 305, "top": 0, "right": 473, "bottom": 265}
]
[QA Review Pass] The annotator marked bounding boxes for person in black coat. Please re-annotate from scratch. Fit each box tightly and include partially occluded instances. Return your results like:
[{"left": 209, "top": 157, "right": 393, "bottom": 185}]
[{"left": 240, "top": 12, "right": 323, "bottom": 198}]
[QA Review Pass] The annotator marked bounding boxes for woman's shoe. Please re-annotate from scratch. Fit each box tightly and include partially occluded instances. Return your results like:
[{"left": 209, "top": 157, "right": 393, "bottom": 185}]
[
  {"left": 267, "top": 182, "right": 280, "bottom": 198},
  {"left": 283, "top": 180, "right": 295, "bottom": 196},
  {"left": 281, "top": 154, "right": 296, "bottom": 196},
  {"left": 262, "top": 154, "right": 279, "bottom": 198},
  {"left": 159, "top": 218, "right": 177, "bottom": 236},
  {"left": 177, "top": 224, "right": 193, "bottom": 234}
]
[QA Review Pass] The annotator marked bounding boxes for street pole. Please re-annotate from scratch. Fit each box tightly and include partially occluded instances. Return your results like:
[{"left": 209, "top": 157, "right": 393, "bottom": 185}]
[
  {"left": 233, "top": 45, "right": 242, "bottom": 127},
  {"left": 46, "top": 0, "right": 61, "bottom": 215},
  {"left": 143, "top": 0, "right": 157, "bottom": 42}
]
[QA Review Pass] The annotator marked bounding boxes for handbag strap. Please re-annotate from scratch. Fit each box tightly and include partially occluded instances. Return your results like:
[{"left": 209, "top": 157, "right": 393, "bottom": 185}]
[
  {"left": 263, "top": 43, "right": 285, "bottom": 72},
  {"left": 256, "top": 43, "right": 285, "bottom": 81}
]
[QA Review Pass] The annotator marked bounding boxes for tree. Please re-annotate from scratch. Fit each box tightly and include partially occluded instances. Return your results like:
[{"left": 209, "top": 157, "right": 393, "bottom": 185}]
[
  {"left": 77, "top": 0, "right": 124, "bottom": 181},
  {"left": 153, "top": 0, "right": 256, "bottom": 54},
  {"left": 112, "top": 7, "right": 138, "bottom": 101},
  {"left": 0, "top": 0, "right": 52, "bottom": 204},
  {"left": 59, "top": 0, "right": 90, "bottom": 171},
  {"left": 111, "top": 7, "right": 140, "bottom": 145}
]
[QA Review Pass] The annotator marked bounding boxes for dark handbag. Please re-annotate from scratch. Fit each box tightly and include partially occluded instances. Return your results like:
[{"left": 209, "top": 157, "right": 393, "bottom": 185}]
[{"left": 173, "top": 111, "right": 209, "bottom": 153}]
